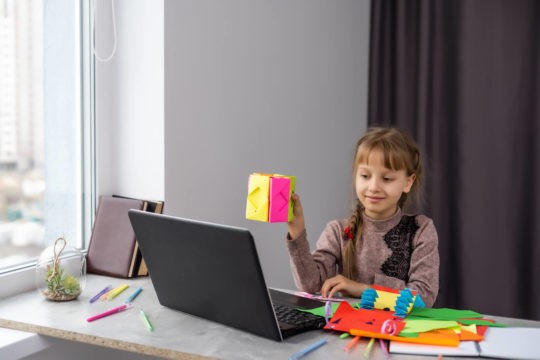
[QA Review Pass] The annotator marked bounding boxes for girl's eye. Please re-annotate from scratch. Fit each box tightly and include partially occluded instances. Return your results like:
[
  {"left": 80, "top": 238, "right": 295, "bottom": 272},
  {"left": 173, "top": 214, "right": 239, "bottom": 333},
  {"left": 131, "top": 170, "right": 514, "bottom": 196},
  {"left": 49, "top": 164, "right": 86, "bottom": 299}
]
[
  {"left": 359, "top": 174, "right": 369, "bottom": 179},
  {"left": 383, "top": 177, "right": 393, "bottom": 182}
]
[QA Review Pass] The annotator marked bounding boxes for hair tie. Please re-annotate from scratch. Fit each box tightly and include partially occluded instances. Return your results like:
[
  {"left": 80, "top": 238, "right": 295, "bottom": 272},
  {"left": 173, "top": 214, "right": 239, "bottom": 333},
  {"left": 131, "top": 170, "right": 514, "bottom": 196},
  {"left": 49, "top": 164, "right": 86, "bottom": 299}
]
[{"left": 344, "top": 226, "right": 353, "bottom": 240}]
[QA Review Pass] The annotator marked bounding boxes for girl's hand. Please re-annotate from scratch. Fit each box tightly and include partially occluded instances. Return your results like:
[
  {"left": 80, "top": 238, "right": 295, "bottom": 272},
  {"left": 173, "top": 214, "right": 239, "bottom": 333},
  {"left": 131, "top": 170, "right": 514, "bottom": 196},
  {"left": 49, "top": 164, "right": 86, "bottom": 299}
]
[
  {"left": 321, "top": 274, "right": 369, "bottom": 298},
  {"left": 287, "top": 193, "right": 305, "bottom": 240}
]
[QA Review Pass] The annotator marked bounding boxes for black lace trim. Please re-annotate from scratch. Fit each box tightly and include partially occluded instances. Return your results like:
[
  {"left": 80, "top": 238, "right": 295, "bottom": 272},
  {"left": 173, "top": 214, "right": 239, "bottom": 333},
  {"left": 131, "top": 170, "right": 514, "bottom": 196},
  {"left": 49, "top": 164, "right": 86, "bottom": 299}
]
[{"left": 380, "top": 215, "right": 419, "bottom": 282}]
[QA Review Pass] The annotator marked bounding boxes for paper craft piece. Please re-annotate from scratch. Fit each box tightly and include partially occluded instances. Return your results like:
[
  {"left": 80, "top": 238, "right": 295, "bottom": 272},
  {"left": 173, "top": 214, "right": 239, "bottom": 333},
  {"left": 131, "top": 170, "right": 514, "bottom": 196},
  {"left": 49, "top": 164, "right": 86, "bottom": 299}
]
[
  {"left": 360, "top": 286, "right": 423, "bottom": 317},
  {"left": 245, "top": 173, "right": 296, "bottom": 222},
  {"left": 323, "top": 301, "right": 405, "bottom": 335},
  {"left": 324, "top": 302, "right": 460, "bottom": 347}
]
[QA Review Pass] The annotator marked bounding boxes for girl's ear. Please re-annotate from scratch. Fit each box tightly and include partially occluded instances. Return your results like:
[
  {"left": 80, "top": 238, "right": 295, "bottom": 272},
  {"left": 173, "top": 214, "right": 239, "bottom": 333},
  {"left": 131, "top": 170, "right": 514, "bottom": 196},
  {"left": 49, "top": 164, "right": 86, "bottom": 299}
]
[{"left": 403, "top": 174, "right": 416, "bottom": 193}]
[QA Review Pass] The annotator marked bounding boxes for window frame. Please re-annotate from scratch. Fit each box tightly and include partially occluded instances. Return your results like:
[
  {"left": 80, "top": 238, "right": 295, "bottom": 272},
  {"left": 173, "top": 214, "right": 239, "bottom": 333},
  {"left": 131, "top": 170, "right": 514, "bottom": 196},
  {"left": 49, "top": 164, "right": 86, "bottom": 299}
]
[{"left": 0, "top": 0, "right": 95, "bottom": 295}]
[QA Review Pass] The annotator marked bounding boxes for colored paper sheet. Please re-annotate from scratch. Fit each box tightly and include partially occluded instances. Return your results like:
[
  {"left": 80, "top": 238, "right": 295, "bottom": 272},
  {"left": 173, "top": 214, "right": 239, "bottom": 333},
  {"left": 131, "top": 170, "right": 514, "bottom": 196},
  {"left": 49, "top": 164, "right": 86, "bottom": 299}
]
[
  {"left": 245, "top": 173, "right": 270, "bottom": 221},
  {"left": 459, "top": 328, "right": 484, "bottom": 341},
  {"left": 269, "top": 177, "right": 291, "bottom": 222},
  {"left": 301, "top": 302, "right": 340, "bottom": 318},
  {"left": 457, "top": 318, "right": 508, "bottom": 327},
  {"left": 350, "top": 328, "right": 460, "bottom": 347},
  {"left": 407, "top": 307, "right": 483, "bottom": 320},
  {"left": 400, "top": 319, "right": 459, "bottom": 334}
]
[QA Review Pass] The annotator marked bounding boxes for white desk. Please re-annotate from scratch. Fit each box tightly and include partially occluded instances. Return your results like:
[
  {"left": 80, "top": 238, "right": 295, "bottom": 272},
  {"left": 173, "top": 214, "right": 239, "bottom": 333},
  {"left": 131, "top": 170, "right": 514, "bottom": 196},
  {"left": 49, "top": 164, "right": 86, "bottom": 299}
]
[{"left": 0, "top": 274, "right": 539, "bottom": 360}]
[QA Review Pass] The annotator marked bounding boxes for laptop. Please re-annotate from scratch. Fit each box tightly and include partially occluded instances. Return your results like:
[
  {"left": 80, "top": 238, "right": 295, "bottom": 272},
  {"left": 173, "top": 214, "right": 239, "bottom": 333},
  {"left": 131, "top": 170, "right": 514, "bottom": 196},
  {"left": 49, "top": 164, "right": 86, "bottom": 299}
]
[{"left": 128, "top": 210, "right": 326, "bottom": 341}]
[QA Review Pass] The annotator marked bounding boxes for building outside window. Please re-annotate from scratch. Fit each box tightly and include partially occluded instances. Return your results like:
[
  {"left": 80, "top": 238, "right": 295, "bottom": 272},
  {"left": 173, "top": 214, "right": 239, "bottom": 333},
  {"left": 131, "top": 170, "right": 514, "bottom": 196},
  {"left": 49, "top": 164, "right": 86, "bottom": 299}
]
[{"left": 0, "top": 0, "right": 93, "bottom": 272}]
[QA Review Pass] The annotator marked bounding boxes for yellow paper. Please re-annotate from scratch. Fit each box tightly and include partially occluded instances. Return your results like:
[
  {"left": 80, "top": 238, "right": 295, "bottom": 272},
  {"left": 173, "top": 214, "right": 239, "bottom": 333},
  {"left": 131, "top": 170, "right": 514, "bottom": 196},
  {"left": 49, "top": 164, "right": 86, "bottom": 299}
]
[{"left": 246, "top": 173, "right": 270, "bottom": 221}]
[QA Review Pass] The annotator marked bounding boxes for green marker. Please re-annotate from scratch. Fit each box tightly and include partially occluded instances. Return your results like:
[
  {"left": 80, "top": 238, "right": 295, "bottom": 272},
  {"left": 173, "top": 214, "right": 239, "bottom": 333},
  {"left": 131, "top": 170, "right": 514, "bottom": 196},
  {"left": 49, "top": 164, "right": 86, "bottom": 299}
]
[{"left": 139, "top": 309, "right": 154, "bottom": 332}]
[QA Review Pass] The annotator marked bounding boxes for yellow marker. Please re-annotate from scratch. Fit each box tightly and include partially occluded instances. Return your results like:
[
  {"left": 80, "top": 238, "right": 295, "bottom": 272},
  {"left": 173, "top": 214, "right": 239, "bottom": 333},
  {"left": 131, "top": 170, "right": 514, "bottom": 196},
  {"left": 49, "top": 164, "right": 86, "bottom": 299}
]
[
  {"left": 364, "top": 337, "right": 375, "bottom": 359},
  {"left": 106, "top": 284, "right": 129, "bottom": 300},
  {"left": 99, "top": 287, "right": 116, "bottom": 301}
]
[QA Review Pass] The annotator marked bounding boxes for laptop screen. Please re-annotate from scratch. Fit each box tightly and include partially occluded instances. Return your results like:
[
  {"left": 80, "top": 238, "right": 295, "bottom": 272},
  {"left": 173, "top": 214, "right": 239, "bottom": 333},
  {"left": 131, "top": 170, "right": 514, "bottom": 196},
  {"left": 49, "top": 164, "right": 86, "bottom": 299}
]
[{"left": 128, "top": 210, "right": 283, "bottom": 340}]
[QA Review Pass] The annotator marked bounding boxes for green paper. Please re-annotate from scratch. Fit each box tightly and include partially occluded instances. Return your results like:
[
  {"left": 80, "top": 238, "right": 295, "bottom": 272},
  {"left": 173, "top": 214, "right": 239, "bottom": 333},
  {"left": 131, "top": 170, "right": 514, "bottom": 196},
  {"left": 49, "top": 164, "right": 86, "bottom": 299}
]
[
  {"left": 400, "top": 319, "right": 459, "bottom": 334},
  {"left": 396, "top": 332, "right": 420, "bottom": 338},
  {"left": 458, "top": 318, "right": 508, "bottom": 327},
  {"left": 299, "top": 302, "right": 340, "bottom": 317},
  {"left": 408, "top": 307, "right": 483, "bottom": 320}
]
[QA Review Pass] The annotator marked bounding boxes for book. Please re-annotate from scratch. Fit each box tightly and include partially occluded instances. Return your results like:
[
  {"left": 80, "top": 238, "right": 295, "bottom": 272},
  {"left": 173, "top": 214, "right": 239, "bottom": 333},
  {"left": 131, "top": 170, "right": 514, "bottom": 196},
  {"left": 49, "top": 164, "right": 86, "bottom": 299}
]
[
  {"left": 112, "top": 194, "right": 164, "bottom": 277},
  {"left": 389, "top": 327, "right": 540, "bottom": 360},
  {"left": 86, "top": 196, "right": 145, "bottom": 278},
  {"left": 136, "top": 200, "right": 163, "bottom": 276},
  {"left": 127, "top": 201, "right": 149, "bottom": 277}
]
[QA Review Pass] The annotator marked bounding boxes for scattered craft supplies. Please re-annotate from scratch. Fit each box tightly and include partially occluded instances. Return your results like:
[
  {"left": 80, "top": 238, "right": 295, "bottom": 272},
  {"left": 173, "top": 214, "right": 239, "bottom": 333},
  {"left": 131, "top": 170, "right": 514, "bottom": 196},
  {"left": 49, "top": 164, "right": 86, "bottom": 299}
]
[{"left": 297, "top": 286, "right": 509, "bottom": 350}]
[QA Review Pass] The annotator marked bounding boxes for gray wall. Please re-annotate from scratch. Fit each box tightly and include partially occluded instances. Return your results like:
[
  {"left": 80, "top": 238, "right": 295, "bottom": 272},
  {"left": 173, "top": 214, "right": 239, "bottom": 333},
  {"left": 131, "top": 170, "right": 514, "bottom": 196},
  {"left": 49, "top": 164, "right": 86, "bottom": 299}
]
[{"left": 164, "top": 0, "right": 371, "bottom": 289}]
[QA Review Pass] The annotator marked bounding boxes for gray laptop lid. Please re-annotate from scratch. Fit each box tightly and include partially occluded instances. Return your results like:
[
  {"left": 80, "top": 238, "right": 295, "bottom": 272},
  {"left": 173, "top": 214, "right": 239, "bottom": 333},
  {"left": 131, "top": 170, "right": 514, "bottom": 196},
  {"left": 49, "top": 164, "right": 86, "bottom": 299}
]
[{"left": 128, "top": 210, "right": 283, "bottom": 341}]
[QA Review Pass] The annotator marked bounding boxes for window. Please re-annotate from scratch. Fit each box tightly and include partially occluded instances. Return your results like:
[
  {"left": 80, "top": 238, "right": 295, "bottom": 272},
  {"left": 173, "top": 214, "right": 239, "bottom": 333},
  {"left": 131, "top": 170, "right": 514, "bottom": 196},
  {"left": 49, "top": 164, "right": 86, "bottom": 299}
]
[{"left": 0, "top": 0, "right": 94, "bottom": 272}]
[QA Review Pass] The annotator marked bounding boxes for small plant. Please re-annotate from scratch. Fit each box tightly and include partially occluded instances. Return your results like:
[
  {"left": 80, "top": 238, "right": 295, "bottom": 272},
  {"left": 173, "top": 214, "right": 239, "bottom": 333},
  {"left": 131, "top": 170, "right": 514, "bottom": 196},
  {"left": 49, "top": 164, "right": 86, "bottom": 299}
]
[
  {"left": 39, "top": 236, "right": 82, "bottom": 301},
  {"left": 43, "top": 266, "right": 81, "bottom": 301}
]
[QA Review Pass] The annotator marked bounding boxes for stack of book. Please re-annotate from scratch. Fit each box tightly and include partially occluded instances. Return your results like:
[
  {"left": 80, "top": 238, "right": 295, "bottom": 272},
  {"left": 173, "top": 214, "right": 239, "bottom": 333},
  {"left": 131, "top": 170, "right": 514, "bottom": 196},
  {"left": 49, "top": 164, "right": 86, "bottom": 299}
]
[{"left": 86, "top": 195, "right": 164, "bottom": 278}]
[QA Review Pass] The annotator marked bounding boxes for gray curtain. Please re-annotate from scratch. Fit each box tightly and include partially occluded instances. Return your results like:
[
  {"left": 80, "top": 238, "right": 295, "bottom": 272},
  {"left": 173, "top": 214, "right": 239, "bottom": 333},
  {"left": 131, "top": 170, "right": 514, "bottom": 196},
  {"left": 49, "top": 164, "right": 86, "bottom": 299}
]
[{"left": 368, "top": 0, "right": 540, "bottom": 320}]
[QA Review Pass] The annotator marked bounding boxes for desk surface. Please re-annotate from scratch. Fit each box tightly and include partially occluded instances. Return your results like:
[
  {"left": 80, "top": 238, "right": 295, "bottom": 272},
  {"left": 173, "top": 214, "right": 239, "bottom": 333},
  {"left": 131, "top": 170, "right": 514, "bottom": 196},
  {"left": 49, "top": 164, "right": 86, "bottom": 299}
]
[{"left": 1, "top": 274, "right": 539, "bottom": 360}]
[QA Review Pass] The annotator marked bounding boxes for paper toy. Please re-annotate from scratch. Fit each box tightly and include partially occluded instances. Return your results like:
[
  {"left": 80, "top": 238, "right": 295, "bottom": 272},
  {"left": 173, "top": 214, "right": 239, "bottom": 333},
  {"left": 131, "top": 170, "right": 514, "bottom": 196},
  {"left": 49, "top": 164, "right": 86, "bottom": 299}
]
[
  {"left": 360, "top": 285, "right": 425, "bottom": 317},
  {"left": 246, "top": 173, "right": 296, "bottom": 222}
]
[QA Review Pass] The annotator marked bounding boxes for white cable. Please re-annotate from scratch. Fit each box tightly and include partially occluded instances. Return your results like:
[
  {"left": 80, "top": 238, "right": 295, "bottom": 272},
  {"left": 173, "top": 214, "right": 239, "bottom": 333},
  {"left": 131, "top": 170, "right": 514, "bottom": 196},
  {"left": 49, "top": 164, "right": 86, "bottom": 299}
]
[{"left": 92, "top": 0, "right": 117, "bottom": 62}]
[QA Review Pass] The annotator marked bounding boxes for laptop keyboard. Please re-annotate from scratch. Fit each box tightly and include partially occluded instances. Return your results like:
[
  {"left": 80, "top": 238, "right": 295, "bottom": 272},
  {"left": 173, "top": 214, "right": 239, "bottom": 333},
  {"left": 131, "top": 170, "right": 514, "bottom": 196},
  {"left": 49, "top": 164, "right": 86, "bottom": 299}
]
[{"left": 273, "top": 303, "right": 326, "bottom": 331}]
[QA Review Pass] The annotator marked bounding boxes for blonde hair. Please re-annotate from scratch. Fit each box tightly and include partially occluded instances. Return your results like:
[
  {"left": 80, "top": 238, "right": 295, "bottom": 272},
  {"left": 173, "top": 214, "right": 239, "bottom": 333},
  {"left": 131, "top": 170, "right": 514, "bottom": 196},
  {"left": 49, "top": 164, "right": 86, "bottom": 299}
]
[{"left": 342, "top": 127, "right": 423, "bottom": 279}]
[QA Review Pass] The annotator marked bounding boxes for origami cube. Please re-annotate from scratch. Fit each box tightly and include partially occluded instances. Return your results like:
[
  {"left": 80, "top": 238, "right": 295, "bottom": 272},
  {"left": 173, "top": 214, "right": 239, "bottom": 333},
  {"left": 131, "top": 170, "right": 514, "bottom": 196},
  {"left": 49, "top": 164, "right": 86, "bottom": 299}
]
[{"left": 246, "top": 173, "right": 296, "bottom": 222}]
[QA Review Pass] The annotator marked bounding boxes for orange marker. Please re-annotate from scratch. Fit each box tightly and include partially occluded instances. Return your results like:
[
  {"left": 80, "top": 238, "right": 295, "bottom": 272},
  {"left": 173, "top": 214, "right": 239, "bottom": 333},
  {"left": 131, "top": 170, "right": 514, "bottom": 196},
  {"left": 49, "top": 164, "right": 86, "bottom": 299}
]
[{"left": 344, "top": 335, "right": 361, "bottom": 352}]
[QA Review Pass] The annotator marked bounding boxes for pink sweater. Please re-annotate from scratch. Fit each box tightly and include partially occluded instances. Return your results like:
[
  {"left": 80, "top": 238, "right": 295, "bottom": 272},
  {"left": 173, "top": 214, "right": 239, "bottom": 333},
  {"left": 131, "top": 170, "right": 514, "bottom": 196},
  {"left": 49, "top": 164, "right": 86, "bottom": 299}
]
[{"left": 286, "top": 209, "right": 439, "bottom": 307}]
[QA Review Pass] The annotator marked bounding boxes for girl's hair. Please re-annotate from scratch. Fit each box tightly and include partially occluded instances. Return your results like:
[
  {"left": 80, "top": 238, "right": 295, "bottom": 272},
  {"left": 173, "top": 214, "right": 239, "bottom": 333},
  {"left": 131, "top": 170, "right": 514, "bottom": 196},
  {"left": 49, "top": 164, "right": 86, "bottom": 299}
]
[{"left": 342, "top": 127, "right": 423, "bottom": 279}]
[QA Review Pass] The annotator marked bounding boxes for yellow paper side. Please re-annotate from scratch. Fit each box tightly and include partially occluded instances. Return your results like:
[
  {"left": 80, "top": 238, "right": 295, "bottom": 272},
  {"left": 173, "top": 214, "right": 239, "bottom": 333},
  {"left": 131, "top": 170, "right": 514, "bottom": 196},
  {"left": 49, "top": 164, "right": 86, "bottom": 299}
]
[
  {"left": 373, "top": 291, "right": 399, "bottom": 311},
  {"left": 246, "top": 174, "right": 270, "bottom": 221}
]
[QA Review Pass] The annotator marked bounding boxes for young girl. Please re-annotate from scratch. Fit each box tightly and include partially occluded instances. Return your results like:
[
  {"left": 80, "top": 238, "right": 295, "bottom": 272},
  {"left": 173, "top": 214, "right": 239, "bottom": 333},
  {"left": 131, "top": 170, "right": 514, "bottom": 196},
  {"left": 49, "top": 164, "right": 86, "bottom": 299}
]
[{"left": 286, "top": 127, "right": 439, "bottom": 307}]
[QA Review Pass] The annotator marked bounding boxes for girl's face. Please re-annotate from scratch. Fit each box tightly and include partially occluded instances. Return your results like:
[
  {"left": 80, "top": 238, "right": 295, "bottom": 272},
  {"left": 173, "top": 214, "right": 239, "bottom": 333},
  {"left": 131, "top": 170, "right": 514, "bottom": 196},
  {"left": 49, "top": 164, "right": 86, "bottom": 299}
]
[{"left": 355, "top": 149, "right": 416, "bottom": 220}]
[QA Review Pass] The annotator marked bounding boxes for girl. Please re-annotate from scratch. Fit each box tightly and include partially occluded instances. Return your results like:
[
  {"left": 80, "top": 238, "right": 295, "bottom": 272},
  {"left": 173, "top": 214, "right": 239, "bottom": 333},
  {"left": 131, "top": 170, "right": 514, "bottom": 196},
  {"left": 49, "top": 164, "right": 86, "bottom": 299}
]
[{"left": 286, "top": 127, "right": 439, "bottom": 307}]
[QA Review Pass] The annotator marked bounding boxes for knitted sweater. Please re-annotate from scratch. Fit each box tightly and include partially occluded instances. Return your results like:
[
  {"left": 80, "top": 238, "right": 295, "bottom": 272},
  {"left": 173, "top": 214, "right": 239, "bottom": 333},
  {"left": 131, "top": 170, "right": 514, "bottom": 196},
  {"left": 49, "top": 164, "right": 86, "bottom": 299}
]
[{"left": 286, "top": 208, "right": 439, "bottom": 307}]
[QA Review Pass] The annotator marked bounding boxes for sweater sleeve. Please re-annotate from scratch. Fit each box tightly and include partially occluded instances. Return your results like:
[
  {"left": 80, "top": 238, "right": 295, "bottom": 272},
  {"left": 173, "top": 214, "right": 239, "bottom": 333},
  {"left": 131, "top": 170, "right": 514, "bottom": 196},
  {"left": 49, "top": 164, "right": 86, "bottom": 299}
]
[
  {"left": 405, "top": 216, "right": 440, "bottom": 307},
  {"left": 285, "top": 221, "right": 343, "bottom": 293}
]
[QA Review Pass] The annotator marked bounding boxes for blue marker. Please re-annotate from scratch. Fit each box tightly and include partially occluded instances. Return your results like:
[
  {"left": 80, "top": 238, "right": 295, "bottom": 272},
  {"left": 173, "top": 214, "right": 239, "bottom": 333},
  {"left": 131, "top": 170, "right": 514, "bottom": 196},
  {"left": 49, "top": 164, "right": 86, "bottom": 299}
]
[
  {"left": 125, "top": 287, "right": 143, "bottom": 303},
  {"left": 289, "top": 339, "right": 327, "bottom": 360}
]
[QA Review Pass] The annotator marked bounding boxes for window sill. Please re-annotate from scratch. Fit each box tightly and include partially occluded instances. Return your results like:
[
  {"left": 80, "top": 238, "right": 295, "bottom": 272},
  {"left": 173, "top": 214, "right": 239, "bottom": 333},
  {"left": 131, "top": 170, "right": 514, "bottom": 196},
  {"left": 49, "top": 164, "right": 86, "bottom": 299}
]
[{"left": 0, "top": 266, "right": 36, "bottom": 299}]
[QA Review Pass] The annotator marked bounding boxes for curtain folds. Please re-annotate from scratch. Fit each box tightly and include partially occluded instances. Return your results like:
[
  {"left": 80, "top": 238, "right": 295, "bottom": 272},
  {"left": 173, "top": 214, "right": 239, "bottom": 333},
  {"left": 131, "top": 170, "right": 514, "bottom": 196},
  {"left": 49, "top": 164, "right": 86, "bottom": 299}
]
[{"left": 368, "top": 0, "right": 540, "bottom": 320}]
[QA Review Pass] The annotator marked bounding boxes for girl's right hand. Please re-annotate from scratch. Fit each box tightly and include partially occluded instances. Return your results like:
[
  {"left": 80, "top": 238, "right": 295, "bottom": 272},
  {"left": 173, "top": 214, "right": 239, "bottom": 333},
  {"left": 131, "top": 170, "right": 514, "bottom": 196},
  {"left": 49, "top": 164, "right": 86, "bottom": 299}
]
[{"left": 287, "top": 193, "right": 305, "bottom": 240}]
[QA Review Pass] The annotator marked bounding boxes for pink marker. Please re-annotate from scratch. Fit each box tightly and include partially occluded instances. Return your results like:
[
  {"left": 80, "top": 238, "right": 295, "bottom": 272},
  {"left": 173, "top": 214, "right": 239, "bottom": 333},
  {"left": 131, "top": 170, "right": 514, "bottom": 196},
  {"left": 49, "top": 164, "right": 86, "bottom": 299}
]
[{"left": 86, "top": 303, "right": 132, "bottom": 322}]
